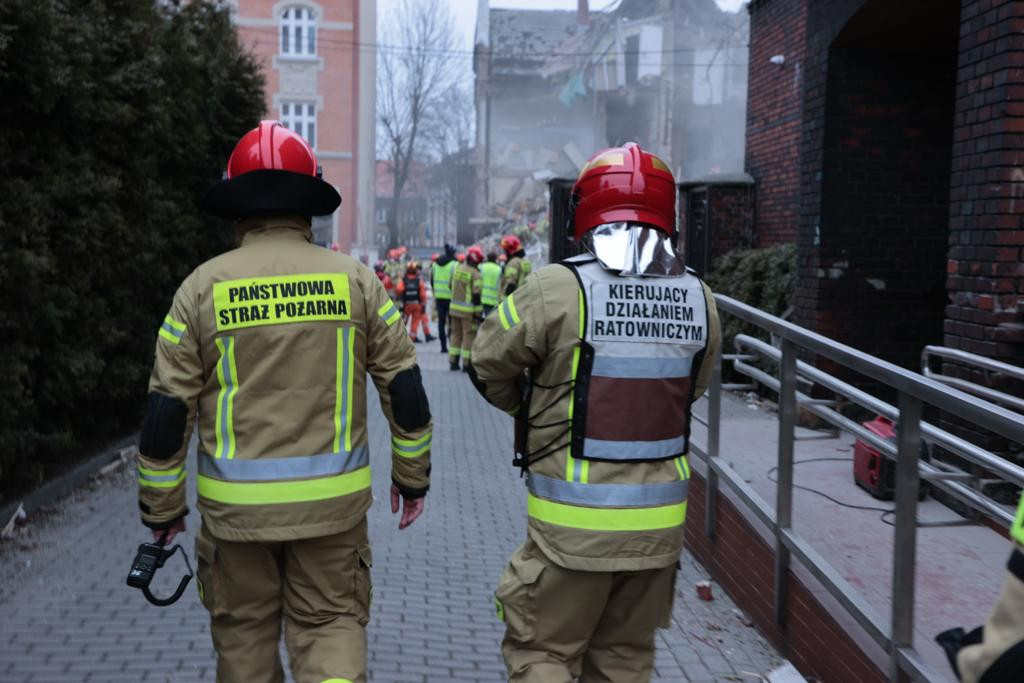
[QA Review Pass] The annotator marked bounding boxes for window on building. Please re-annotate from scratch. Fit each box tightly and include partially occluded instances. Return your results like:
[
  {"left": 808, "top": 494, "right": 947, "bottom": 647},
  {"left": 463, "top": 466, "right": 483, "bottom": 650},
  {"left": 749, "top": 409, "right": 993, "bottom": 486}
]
[
  {"left": 376, "top": 207, "right": 388, "bottom": 224},
  {"left": 280, "top": 102, "right": 316, "bottom": 148},
  {"left": 280, "top": 6, "right": 316, "bottom": 57}
]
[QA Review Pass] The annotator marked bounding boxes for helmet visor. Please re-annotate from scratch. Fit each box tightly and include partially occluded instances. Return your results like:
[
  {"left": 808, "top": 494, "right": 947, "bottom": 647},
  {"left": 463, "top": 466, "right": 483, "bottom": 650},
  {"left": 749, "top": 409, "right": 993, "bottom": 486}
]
[{"left": 581, "top": 223, "right": 686, "bottom": 277}]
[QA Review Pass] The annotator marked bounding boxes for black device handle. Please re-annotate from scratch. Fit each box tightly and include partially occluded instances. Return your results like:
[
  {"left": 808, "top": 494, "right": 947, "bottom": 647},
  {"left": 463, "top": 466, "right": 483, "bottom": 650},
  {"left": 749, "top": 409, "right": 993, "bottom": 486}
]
[{"left": 142, "top": 543, "right": 193, "bottom": 607}]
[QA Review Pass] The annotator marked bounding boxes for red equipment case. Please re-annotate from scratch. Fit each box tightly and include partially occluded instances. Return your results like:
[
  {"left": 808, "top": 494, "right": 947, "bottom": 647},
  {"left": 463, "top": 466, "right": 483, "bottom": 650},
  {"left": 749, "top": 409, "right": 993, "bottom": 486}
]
[{"left": 853, "top": 416, "right": 897, "bottom": 499}]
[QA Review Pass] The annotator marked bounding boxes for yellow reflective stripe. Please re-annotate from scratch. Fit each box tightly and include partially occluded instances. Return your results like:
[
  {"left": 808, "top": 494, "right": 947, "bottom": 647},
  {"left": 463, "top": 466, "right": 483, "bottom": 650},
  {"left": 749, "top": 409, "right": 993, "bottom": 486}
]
[
  {"left": 506, "top": 295, "right": 520, "bottom": 325},
  {"left": 498, "top": 301, "right": 512, "bottom": 330},
  {"left": 565, "top": 344, "right": 582, "bottom": 481},
  {"left": 392, "top": 434, "right": 431, "bottom": 458},
  {"left": 332, "top": 328, "right": 356, "bottom": 453},
  {"left": 577, "top": 289, "right": 585, "bottom": 337},
  {"left": 378, "top": 301, "right": 401, "bottom": 326},
  {"left": 344, "top": 328, "right": 355, "bottom": 452},
  {"left": 158, "top": 327, "right": 182, "bottom": 345},
  {"left": 528, "top": 493, "right": 686, "bottom": 531},
  {"left": 163, "top": 316, "right": 186, "bottom": 332},
  {"left": 197, "top": 466, "right": 372, "bottom": 505},
  {"left": 139, "top": 464, "right": 184, "bottom": 478},
  {"left": 1013, "top": 495, "right": 1024, "bottom": 546},
  {"left": 579, "top": 459, "right": 589, "bottom": 484},
  {"left": 674, "top": 457, "right": 686, "bottom": 480},
  {"left": 320, "top": 679, "right": 355, "bottom": 683},
  {"left": 214, "top": 337, "right": 239, "bottom": 459}
]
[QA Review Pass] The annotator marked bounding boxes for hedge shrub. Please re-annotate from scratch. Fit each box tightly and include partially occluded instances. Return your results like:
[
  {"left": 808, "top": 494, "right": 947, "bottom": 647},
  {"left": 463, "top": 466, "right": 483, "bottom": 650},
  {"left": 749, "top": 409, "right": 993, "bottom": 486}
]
[
  {"left": 0, "top": 0, "right": 265, "bottom": 501},
  {"left": 706, "top": 243, "right": 798, "bottom": 358}
]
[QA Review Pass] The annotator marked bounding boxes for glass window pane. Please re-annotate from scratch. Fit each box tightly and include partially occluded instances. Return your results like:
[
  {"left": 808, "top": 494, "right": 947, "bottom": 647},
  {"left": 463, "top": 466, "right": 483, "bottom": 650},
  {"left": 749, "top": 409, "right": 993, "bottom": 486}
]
[
  {"left": 283, "top": 8, "right": 290, "bottom": 19},
  {"left": 282, "top": 25, "right": 289, "bottom": 53},
  {"left": 307, "top": 122, "right": 315, "bottom": 149},
  {"left": 306, "top": 103, "right": 314, "bottom": 117},
  {"left": 296, "top": 26, "right": 302, "bottom": 54},
  {"left": 282, "top": 103, "right": 290, "bottom": 117},
  {"left": 309, "top": 28, "right": 315, "bottom": 55}
]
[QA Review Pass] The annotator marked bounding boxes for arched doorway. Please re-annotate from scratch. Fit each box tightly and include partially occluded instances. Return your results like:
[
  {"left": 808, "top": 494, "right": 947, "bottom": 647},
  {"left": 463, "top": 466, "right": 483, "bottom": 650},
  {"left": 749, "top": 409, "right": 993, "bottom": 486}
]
[{"left": 813, "top": 0, "right": 960, "bottom": 370}]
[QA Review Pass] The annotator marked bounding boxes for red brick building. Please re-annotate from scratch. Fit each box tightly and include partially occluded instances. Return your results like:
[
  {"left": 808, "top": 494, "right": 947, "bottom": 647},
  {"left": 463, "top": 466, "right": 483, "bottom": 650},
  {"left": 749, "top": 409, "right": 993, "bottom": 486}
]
[
  {"left": 744, "top": 0, "right": 1024, "bottom": 372},
  {"left": 231, "top": 0, "right": 376, "bottom": 259}
]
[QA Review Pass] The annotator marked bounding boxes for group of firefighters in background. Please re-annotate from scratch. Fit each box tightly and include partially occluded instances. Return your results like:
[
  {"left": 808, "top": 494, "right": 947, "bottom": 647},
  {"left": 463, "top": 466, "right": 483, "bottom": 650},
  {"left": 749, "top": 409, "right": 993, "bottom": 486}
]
[{"left": 372, "top": 235, "right": 532, "bottom": 372}]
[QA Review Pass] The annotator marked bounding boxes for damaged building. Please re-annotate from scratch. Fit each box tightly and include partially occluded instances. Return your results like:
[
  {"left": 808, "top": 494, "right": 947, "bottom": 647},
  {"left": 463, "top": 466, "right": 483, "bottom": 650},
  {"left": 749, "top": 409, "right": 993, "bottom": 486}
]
[{"left": 472, "top": 0, "right": 749, "bottom": 251}]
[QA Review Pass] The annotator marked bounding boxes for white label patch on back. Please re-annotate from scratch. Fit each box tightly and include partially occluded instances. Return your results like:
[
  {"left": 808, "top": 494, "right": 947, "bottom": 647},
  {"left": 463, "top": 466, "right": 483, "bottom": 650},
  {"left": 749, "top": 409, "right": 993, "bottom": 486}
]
[{"left": 590, "top": 281, "right": 708, "bottom": 345}]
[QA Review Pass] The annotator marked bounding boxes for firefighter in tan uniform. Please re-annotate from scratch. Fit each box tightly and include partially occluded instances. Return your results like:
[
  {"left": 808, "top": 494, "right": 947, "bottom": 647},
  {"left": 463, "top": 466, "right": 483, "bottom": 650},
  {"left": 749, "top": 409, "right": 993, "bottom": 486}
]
[
  {"left": 500, "top": 234, "right": 530, "bottom": 297},
  {"left": 136, "top": 121, "right": 432, "bottom": 683},
  {"left": 471, "top": 143, "right": 721, "bottom": 682},
  {"left": 448, "top": 245, "right": 484, "bottom": 372},
  {"left": 938, "top": 494, "right": 1024, "bottom": 683}
]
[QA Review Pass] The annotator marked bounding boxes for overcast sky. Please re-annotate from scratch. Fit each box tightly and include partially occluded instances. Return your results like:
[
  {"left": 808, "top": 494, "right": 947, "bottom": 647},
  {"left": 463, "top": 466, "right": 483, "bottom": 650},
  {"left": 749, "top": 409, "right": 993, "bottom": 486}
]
[{"left": 378, "top": 0, "right": 748, "bottom": 51}]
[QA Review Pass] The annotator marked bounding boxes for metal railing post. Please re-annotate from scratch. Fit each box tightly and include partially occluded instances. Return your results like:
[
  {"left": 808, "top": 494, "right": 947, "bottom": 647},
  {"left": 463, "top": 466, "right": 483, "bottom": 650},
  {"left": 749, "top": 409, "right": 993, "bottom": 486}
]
[
  {"left": 773, "top": 338, "right": 797, "bottom": 627},
  {"left": 891, "top": 392, "right": 922, "bottom": 683},
  {"left": 705, "top": 345, "right": 723, "bottom": 540}
]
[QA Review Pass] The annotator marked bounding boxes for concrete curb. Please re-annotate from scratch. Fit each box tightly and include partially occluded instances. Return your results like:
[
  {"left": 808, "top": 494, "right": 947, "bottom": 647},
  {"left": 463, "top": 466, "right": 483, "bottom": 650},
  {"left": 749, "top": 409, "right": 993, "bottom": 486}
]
[{"left": 0, "top": 434, "right": 138, "bottom": 529}]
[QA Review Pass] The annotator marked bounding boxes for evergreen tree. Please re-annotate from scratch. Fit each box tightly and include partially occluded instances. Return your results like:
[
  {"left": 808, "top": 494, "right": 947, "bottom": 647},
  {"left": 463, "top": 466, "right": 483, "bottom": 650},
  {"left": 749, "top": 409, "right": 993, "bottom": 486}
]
[{"left": 0, "top": 0, "right": 265, "bottom": 498}]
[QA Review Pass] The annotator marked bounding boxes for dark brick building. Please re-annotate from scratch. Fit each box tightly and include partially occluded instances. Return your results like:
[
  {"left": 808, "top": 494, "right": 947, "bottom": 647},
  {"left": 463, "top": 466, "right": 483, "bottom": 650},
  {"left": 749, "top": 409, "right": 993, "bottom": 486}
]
[{"left": 745, "top": 0, "right": 1024, "bottom": 372}]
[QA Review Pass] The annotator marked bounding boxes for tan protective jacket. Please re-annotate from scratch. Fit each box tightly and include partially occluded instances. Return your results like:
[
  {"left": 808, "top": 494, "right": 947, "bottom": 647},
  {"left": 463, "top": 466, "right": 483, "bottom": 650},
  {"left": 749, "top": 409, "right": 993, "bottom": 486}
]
[
  {"left": 138, "top": 217, "right": 432, "bottom": 542},
  {"left": 450, "top": 262, "right": 482, "bottom": 318},
  {"left": 502, "top": 255, "right": 530, "bottom": 296},
  {"left": 473, "top": 260, "right": 720, "bottom": 572}
]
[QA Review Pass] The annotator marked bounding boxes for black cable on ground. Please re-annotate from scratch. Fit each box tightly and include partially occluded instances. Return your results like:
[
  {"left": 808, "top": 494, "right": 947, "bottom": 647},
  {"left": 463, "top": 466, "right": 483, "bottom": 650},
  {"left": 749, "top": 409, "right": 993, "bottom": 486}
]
[{"left": 766, "top": 457, "right": 897, "bottom": 526}]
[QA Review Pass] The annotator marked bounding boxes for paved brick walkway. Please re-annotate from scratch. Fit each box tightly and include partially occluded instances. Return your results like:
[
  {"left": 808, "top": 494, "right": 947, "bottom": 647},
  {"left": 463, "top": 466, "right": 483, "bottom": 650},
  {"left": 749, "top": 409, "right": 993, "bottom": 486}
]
[{"left": 0, "top": 346, "right": 781, "bottom": 682}]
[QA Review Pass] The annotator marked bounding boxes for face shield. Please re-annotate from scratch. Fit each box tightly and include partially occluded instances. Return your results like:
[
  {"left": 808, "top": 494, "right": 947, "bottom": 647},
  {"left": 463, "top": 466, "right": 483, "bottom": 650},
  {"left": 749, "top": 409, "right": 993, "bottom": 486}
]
[{"left": 580, "top": 223, "right": 687, "bottom": 277}]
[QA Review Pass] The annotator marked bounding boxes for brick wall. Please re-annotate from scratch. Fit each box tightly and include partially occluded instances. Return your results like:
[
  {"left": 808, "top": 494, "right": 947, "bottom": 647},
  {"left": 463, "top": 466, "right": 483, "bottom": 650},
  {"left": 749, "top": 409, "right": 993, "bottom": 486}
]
[
  {"left": 746, "top": 0, "right": 807, "bottom": 247},
  {"left": 678, "top": 181, "right": 755, "bottom": 274},
  {"left": 686, "top": 471, "right": 887, "bottom": 683},
  {"left": 812, "top": 43, "right": 957, "bottom": 368},
  {"left": 945, "top": 0, "right": 1024, "bottom": 368}
]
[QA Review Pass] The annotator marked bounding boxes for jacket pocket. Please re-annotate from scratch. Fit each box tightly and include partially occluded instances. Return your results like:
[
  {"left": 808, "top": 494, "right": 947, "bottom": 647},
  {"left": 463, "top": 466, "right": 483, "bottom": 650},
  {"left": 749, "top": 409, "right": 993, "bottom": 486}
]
[
  {"left": 354, "top": 543, "right": 373, "bottom": 626},
  {"left": 494, "top": 551, "right": 546, "bottom": 644}
]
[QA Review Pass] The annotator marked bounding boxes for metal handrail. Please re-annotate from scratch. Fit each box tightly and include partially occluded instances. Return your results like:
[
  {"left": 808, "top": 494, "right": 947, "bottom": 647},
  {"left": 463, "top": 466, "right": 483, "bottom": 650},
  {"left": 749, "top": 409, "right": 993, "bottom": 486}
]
[
  {"left": 731, "top": 337, "right": 1020, "bottom": 528},
  {"left": 697, "top": 294, "right": 1024, "bottom": 683},
  {"left": 921, "top": 345, "right": 1024, "bottom": 414}
]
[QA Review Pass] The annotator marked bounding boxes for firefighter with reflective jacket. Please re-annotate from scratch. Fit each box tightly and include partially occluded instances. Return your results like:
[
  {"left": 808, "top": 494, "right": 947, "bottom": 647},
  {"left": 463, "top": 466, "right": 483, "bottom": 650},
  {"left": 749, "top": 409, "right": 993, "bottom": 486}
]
[
  {"left": 136, "top": 121, "right": 432, "bottom": 683},
  {"left": 500, "top": 234, "right": 531, "bottom": 297},
  {"left": 449, "top": 245, "right": 484, "bottom": 372},
  {"left": 431, "top": 244, "right": 457, "bottom": 354},
  {"left": 396, "top": 260, "right": 435, "bottom": 343},
  {"left": 938, "top": 494, "right": 1024, "bottom": 683},
  {"left": 470, "top": 143, "right": 721, "bottom": 682},
  {"left": 479, "top": 251, "right": 502, "bottom": 317}
]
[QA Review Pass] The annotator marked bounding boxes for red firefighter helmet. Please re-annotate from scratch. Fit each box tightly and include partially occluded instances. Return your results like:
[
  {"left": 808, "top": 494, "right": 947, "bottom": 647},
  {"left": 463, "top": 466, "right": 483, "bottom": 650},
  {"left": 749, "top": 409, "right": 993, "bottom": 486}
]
[
  {"left": 466, "top": 245, "right": 485, "bottom": 265},
  {"left": 500, "top": 234, "right": 522, "bottom": 254},
  {"left": 570, "top": 142, "right": 675, "bottom": 240},
  {"left": 201, "top": 120, "right": 341, "bottom": 221}
]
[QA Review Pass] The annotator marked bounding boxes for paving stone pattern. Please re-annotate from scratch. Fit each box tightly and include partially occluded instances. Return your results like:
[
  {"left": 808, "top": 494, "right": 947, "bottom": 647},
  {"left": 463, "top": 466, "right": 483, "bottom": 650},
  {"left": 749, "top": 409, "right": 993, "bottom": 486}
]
[{"left": 0, "top": 347, "right": 781, "bottom": 682}]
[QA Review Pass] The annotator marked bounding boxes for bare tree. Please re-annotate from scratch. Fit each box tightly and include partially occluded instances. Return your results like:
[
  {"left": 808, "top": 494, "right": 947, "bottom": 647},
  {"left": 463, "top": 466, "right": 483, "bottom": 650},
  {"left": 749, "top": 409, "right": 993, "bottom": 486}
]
[{"left": 377, "top": 0, "right": 460, "bottom": 248}]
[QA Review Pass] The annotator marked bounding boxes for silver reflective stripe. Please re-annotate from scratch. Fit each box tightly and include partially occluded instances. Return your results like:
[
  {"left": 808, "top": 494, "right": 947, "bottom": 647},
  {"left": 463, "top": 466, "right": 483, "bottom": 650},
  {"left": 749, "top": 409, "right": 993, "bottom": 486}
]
[
  {"left": 160, "top": 321, "right": 184, "bottom": 340},
  {"left": 591, "top": 355, "right": 693, "bottom": 379},
  {"left": 583, "top": 435, "right": 688, "bottom": 460},
  {"left": 140, "top": 471, "right": 182, "bottom": 483},
  {"left": 527, "top": 473, "right": 688, "bottom": 507},
  {"left": 198, "top": 446, "right": 369, "bottom": 482}
]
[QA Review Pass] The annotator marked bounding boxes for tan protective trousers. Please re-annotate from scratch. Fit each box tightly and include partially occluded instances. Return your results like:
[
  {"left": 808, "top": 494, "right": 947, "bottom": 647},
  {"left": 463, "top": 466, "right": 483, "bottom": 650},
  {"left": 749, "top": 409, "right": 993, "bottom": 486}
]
[
  {"left": 196, "top": 517, "right": 372, "bottom": 683},
  {"left": 449, "top": 315, "right": 476, "bottom": 364},
  {"left": 495, "top": 538, "right": 677, "bottom": 683},
  {"left": 957, "top": 558, "right": 1024, "bottom": 683}
]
